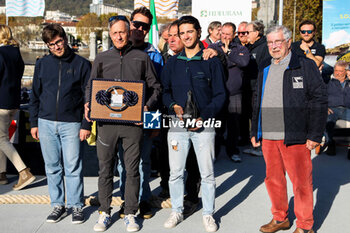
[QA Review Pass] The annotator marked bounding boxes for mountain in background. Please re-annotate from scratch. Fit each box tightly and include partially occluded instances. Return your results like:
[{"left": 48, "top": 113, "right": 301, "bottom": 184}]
[{"left": 0, "top": 0, "right": 191, "bottom": 16}]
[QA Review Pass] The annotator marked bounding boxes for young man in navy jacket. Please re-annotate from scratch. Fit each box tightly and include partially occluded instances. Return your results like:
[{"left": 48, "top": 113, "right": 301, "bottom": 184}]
[
  {"left": 161, "top": 16, "right": 226, "bottom": 232},
  {"left": 29, "top": 24, "right": 91, "bottom": 224}
]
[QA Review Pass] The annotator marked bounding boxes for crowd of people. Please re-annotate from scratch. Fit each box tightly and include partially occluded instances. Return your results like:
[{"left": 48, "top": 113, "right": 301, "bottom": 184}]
[{"left": 0, "top": 6, "right": 349, "bottom": 233}]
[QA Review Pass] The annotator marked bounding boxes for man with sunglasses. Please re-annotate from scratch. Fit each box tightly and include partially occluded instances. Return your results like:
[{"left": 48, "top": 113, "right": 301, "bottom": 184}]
[
  {"left": 116, "top": 6, "right": 164, "bottom": 220},
  {"left": 291, "top": 20, "right": 325, "bottom": 68},
  {"left": 29, "top": 24, "right": 91, "bottom": 224},
  {"left": 234, "top": 21, "right": 249, "bottom": 47},
  {"left": 85, "top": 15, "right": 161, "bottom": 232}
]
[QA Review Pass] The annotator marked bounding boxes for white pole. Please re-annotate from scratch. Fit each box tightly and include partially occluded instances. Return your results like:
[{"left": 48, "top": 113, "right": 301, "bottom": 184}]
[{"left": 279, "top": 0, "right": 283, "bottom": 25}]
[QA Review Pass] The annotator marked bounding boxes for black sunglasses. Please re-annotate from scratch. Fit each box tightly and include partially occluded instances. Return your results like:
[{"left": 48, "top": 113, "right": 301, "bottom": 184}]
[
  {"left": 131, "top": 21, "right": 151, "bottom": 31},
  {"left": 109, "top": 15, "right": 129, "bottom": 24},
  {"left": 300, "top": 30, "right": 313, "bottom": 34},
  {"left": 237, "top": 31, "right": 248, "bottom": 36}
]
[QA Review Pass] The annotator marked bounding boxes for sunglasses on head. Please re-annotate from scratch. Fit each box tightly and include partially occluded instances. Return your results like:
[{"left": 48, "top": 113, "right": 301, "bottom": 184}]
[
  {"left": 237, "top": 31, "right": 248, "bottom": 36},
  {"left": 109, "top": 15, "right": 129, "bottom": 24},
  {"left": 131, "top": 21, "right": 151, "bottom": 31},
  {"left": 300, "top": 30, "right": 313, "bottom": 34}
]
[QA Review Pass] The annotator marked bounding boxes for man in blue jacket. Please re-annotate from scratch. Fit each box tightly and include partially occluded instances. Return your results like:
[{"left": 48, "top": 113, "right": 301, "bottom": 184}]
[
  {"left": 324, "top": 60, "right": 350, "bottom": 155},
  {"left": 161, "top": 16, "right": 226, "bottom": 232},
  {"left": 251, "top": 25, "right": 327, "bottom": 233},
  {"left": 29, "top": 24, "right": 91, "bottom": 224}
]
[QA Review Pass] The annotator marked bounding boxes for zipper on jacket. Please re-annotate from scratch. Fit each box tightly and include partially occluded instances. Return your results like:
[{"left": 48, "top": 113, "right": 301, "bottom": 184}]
[
  {"left": 120, "top": 51, "right": 123, "bottom": 79},
  {"left": 56, "top": 60, "right": 62, "bottom": 121}
]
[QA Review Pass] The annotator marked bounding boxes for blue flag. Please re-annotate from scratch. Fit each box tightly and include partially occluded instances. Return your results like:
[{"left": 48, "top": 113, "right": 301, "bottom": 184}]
[{"left": 6, "top": 0, "right": 45, "bottom": 17}]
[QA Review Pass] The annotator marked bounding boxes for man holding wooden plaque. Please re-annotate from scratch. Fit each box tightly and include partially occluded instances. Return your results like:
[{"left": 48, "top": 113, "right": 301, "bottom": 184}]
[{"left": 84, "top": 16, "right": 161, "bottom": 232}]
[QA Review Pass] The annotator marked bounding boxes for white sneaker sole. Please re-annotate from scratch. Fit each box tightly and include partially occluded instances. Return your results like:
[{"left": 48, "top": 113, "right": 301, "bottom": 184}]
[
  {"left": 13, "top": 176, "right": 36, "bottom": 191},
  {"left": 46, "top": 212, "right": 67, "bottom": 223}
]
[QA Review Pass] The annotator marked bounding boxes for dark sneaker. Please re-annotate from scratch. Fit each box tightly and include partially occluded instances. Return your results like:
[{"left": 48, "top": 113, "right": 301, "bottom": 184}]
[
  {"left": 94, "top": 211, "right": 111, "bottom": 232},
  {"left": 72, "top": 207, "right": 84, "bottom": 224},
  {"left": 139, "top": 201, "right": 153, "bottom": 219},
  {"left": 89, "top": 197, "right": 100, "bottom": 206},
  {"left": 183, "top": 199, "right": 199, "bottom": 217},
  {"left": 119, "top": 202, "right": 125, "bottom": 218},
  {"left": 0, "top": 172, "right": 8, "bottom": 185},
  {"left": 158, "top": 189, "right": 170, "bottom": 199},
  {"left": 326, "top": 141, "right": 336, "bottom": 156},
  {"left": 46, "top": 206, "right": 67, "bottom": 223}
]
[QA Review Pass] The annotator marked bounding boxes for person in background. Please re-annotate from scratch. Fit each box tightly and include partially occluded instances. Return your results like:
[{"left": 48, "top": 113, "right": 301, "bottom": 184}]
[
  {"left": 291, "top": 20, "right": 325, "bottom": 68},
  {"left": 0, "top": 24, "right": 36, "bottom": 190},
  {"left": 251, "top": 25, "right": 327, "bottom": 233},
  {"left": 209, "top": 22, "right": 250, "bottom": 162},
  {"left": 201, "top": 21, "right": 222, "bottom": 48},
  {"left": 323, "top": 60, "right": 350, "bottom": 156},
  {"left": 158, "top": 23, "right": 171, "bottom": 54},
  {"left": 29, "top": 24, "right": 91, "bottom": 224}
]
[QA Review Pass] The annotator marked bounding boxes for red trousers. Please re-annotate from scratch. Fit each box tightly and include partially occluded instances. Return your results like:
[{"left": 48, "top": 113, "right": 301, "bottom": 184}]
[{"left": 262, "top": 139, "right": 314, "bottom": 230}]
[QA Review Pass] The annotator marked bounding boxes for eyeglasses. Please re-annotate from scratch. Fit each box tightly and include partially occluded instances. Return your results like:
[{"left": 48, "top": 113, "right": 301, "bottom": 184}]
[
  {"left": 300, "top": 30, "right": 313, "bottom": 34},
  {"left": 47, "top": 39, "right": 64, "bottom": 49},
  {"left": 237, "top": 31, "right": 248, "bottom": 36},
  {"left": 131, "top": 21, "right": 150, "bottom": 31},
  {"left": 267, "top": 39, "right": 285, "bottom": 47}
]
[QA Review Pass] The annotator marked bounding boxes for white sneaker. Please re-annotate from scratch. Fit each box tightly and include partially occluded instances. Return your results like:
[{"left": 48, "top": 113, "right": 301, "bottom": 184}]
[
  {"left": 231, "top": 154, "right": 241, "bottom": 162},
  {"left": 124, "top": 214, "right": 140, "bottom": 232},
  {"left": 93, "top": 211, "right": 111, "bottom": 232},
  {"left": 203, "top": 215, "right": 218, "bottom": 232},
  {"left": 164, "top": 212, "right": 183, "bottom": 228}
]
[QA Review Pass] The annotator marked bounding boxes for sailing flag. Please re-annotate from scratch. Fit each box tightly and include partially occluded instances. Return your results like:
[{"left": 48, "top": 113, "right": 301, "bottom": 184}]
[
  {"left": 148, "top": 0, "right": 159, "bottom": 49},
  {"left": 6, "top": 0, "right": 45, "bottom": 17}
]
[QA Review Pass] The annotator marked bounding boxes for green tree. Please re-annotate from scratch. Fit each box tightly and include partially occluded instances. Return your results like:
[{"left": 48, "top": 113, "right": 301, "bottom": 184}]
[
  {"left": 283, "top": 0, "right": 322, "bottom": 42},
  {"left": 76, "top": 13, "right": 101, "bottom": 44}
]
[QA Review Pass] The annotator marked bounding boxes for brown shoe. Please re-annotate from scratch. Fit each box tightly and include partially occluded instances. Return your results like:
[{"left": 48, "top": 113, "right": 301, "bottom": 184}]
[
  {"left": 293, "top": 228, "right": 314, "bottom": 233},
  {"left": 0, "top": 172, "right": 8, "bottom": 185},
  {"left": 13, "top": 168, "right": 36, "bottom": 191},
  {"left": 260, "top": 219, "right": 290, "bottom": 233}
]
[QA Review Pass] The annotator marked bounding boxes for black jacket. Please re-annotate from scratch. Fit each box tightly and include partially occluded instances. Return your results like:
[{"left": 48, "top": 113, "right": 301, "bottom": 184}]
[
  {"left": 251, "top": 52, "right": 328, "bottom": 145},
  {"left": 327, "top": 78, "right": 350, "bottom": 108},
  {"left": 0, "top": 45, "right": 24, "bottom": 109},
  {"left": 29, "top": 47, "right": 92, "bottom": 129}
]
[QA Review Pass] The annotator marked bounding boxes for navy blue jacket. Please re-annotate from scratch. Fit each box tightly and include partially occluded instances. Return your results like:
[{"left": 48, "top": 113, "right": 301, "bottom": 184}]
[
  {"left": 251, "top": 52, "right": 328, "bottom": 145},
  {"left": 327, "top": 78, "right": 350, "bottom": 108},
  {"left": 161, "top": 49, "right": 226, "bottom": 120},
  {"left": 0, "top": 45, "right": 24, "bottom": 109},
  {"left": 209, "top": 41, "right": 250, "bottom": 96},
  {"left": 29, "top": 48, "right": 91, "bottom": 129}
]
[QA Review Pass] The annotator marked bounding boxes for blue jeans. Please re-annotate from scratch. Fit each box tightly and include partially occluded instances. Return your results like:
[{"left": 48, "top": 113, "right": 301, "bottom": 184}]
[
  {"left": 325, "top": 107, "right": 350, "bottom": 143},
  {"left": 118, "top": 130, "right": 153, "bottom": 202},
  {"left": 168, "top": 125, "right": 216, "bottom": 216},
  {"left": 38, "top": 118, "right": 83, "bottom": 208}
]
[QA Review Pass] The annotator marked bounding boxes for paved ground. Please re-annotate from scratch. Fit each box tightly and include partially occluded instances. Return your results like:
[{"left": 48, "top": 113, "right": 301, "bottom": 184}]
[{"left": 0, "top": 145, "right": 349, "bottom": 233}]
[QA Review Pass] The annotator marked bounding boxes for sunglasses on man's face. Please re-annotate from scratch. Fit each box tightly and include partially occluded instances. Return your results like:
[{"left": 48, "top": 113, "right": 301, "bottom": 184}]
[
  {"left": 237, "top": 31, "right": 248, "bottom": 36},
  {"left": 132, "top": 21, "right": 151, "bottom": 31},
  {"left": 109, "top": 15, "right": 128, "bottom": 22},
  {"left": 300, "top": 30, "right": 313, "bottom": 34}
]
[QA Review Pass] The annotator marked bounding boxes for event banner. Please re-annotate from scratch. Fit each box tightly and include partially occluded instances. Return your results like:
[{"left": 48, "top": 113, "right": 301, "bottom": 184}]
[
  {"left": 322, "top": 0, "right": 350, "bottom": 50},
  {"left": 192, "top": 0, "right": 251, "bottom": 40}
]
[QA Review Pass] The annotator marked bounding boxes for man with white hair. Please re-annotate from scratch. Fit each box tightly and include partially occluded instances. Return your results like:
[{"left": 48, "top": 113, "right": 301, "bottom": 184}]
[{"left": 251, "top": 25, "right": 327, "bottom": 233}]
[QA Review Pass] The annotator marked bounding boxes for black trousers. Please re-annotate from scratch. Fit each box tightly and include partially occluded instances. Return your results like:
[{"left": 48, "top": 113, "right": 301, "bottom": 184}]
[{"left": 96, "top": 123, "right": 143, "bottom": 215}]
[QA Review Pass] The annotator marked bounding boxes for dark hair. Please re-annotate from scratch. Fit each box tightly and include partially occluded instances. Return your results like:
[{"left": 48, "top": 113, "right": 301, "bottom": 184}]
[
  {"left": 222, "top": 22, "right": 236, "bottom": 33},
  {"left": 248, "top": 20, "right": 265, "bottom": 38},
  {"left": 42, "top": 24, "right": 67, "bottom": 43},
  {"left": 178, "top": 15, "right": 201, "bottom": 32},
  {"left": 131, "top": 7, "right": 153, "bottom": 24},
  {"left": 207, "top": 21, "right": 221, "bottom": 34},
  {"left": 299, "top": 19, "right": 317, "bottom": 31},
  {"left": 168, "top": 20, "right": 180, "bottom": 31}
]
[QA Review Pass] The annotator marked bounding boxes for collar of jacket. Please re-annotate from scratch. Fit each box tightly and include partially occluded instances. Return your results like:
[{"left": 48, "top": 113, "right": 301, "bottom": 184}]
[
  {"left": 177, "top": 49, "right": 203, "bottom": 61},
  {"left": 112, "top": 41, "right": 133, "bottom": 56},
  {"left": 50, "top": 46, "right": 75, "bottom": 62},
  {"left": 259, "top": 51, "right": 301, "bottom": 70},
  {"left": 250, "top": 36, "right": 267, "bottom": 50}
]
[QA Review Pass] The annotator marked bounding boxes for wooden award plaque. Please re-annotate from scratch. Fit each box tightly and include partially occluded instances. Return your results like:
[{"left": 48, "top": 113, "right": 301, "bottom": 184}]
[{"left": 89, "top": 79, "right": 145, "bottom": 123}]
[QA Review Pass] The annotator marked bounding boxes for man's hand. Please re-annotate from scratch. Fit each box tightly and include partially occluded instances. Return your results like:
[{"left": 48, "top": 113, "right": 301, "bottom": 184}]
[
  {"left": 80, "top": 129, "right": 91, "bottom": 141},
  {"left": 300, "top": 41, "right": 310, "bottom": 54},
  {"left": 251, "top": 136, "right": 261, "bottom": 147},
  {"left": 202, "top": 48, "right": 218, "bottom": 60},
  {"left": 31, "top": 127, "right": 39, "bottom": 140},
  {"left": 84, "top": 102, "right": 92, "bottom": 122},
  {"left": 188, "top": 117, "right": 203, "bottom": 131},
  {"left": 328, "top": 108, "right": 333, "bottom": 115},
  {"left": 173, "top": 104, "right": 184, "bottom": 121},
  {"left": 221, "top": 39, "right": 230, "bottom": 54},
  {"left": 306, "top": 139, "right": 319, "bottom": 151}
]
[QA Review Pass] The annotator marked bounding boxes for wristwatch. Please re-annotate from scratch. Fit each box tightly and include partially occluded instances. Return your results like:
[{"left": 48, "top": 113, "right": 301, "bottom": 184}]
[{"left": 304, "top": 49, "right": 310, "bottom": 55}]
